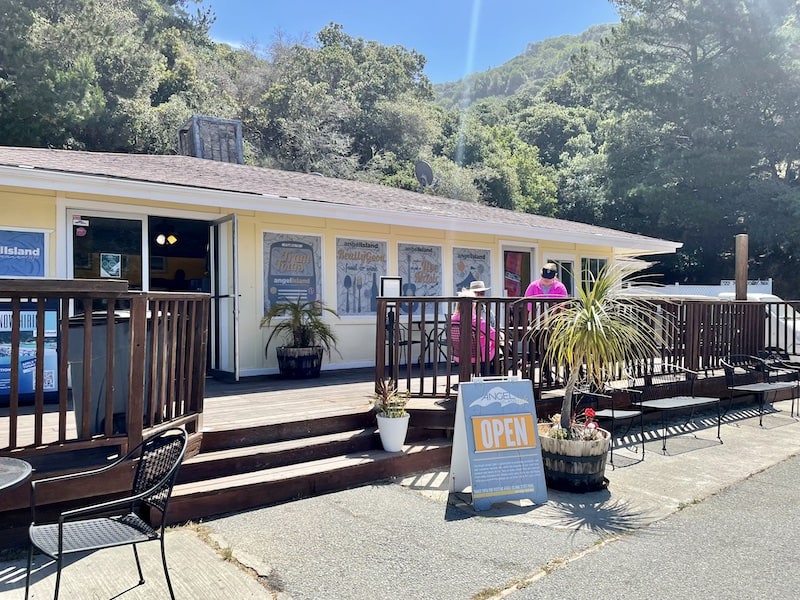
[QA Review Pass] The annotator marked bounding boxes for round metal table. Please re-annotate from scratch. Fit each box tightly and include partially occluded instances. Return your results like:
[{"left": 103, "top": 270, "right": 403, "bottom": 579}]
[{"left": 0, "top": 456, "right": 33, "bottom": 492}]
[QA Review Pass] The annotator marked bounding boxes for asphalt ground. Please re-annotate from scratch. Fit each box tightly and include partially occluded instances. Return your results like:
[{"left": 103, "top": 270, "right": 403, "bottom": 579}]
[{"left": 2, "top": 400, "right": 799, "bottom": 599}]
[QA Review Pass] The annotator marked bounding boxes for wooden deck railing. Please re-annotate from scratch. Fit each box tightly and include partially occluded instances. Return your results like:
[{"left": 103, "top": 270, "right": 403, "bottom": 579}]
[
  {"left": 375, "top": 296, "right": 799, "bottom": 397},
  {"left": 0, "top": 279, "right": 209, "bottom": 458}
]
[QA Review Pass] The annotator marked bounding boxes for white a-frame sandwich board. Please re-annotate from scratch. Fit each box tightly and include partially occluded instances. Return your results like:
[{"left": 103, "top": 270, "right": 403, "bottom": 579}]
[{"left": 448, "top": 375, "right": 547, "bottom": 511}]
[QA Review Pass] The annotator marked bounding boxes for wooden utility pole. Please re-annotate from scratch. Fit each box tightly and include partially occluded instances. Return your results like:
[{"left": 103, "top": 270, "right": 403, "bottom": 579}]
[{"left": 735, "top": 234, "right": 748, "bottom": 300}]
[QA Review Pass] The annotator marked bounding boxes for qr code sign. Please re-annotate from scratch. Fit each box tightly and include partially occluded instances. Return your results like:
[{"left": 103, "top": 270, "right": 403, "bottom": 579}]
[{"left": 43, "top": 370, "right": 55, "bottom": 390}]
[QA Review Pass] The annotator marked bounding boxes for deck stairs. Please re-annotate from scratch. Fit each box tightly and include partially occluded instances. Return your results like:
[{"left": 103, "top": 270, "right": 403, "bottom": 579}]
[{"left": 166, "top": 406, "right": 453, "bottom": 524}]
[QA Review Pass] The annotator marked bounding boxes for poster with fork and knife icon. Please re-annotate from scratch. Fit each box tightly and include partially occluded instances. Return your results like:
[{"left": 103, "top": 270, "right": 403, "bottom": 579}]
[
  {"left": 398, "top": 243, "right": 443, "bottom": 315},
  {"left": 335, "top": 238, "right": 387, "bottom": 315}
]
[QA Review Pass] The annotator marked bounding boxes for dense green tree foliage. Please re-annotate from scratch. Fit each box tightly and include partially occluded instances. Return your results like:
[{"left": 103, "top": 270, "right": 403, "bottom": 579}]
[
  {"left": 586, "top": 0, "right": 800, "bottom": 292},
  {"left": 3, "top": 1, "right": 800, "bottom": 294}
]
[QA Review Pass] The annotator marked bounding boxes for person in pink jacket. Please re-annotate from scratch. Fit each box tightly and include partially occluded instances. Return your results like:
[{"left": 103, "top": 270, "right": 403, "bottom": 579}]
[
  {"left": 450, "top": 289, "right": 497, "bottom": 363},
  {"left": 524, "top": 263, "right": 569, "bottom": 298},
  {"left": 524, "top": 263, "right": 567, "bottom": 385}
]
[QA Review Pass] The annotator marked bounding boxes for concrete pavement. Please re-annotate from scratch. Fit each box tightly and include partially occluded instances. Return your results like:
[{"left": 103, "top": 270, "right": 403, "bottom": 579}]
[{"left": 3, "top": 401, "right": 800, "bottom": 599}]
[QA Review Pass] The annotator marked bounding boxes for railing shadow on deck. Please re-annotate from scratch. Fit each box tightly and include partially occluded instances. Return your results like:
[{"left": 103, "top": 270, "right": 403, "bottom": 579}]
[
  {"left": 374, "top": 295, "right": 796, "bottom": 400},
  {"left": 0, "top": 279, "right": 209, "bottom": 459}
]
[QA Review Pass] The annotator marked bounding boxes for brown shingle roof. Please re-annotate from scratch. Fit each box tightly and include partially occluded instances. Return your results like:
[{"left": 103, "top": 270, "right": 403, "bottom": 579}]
[{"left": 0, "top": 146, "right": 678, "bottom": 252}]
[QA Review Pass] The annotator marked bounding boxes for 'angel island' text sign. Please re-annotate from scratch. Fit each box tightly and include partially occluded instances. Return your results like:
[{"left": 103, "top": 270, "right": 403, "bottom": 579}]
[{"left": 449, "top": 377, "right": 547, "bottom": 511}]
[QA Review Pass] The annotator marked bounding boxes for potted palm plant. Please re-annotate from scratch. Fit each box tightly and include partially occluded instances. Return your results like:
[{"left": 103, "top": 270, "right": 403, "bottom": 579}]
[
  {"left": 373, "top": 378, "right": 411, "bottom": 452},
  {"left": 260, "top": 298, "right": 340, "bottom": 378},
  {"left": 535, "top": 264, "right": 664, "bottom": 492}
]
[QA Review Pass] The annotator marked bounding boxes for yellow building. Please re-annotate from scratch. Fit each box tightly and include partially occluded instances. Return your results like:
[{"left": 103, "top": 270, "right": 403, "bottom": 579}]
[{"left": 0, "top": 146, "right": 680, "bottom": 379}]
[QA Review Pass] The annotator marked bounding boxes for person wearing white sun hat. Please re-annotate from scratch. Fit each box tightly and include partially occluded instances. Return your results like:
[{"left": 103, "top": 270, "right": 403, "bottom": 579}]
[
  {"left": 466, "top": 280, "right": 496, "bottom": 327},
  {"left": 450, "top": 288, "right": 497, "bottom": 364},
  {"left": 468, "top": 280, "right": 490, "bottom": 295}
]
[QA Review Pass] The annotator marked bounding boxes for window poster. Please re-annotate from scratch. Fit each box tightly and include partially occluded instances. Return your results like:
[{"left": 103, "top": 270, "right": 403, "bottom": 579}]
[
  {"left": 0, "top": 229, "right": 46, "bottom": 277},
  {"left": 263, "top": 232, "right": 322, "bottom": 312},
  {"left": 100, "top": 252, "right": 121, "bottom": 278},
  {"left": 398, "top": 243, "right": 442, "bottom": 314},
  {"left": 335, "top": 238, "right": 387, "bottom": 316},
  {"left": 0, "top": 301, "right": 59, "bottom": 400},
  {"left": 453, "top": 247, "right": 492, "bottom": 294},
  {"left": 505, "top": 252, "right": 524, "bottom": 297}
]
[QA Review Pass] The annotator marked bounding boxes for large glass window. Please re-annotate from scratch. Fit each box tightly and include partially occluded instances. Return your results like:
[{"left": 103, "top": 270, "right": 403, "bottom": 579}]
[
  {"left": 72, "top": 215, "right": 143, "bottom": 289},
  {"left": 545, "top": 258, "right": 575, "bottom": 296},
  {"left": 581, "top": 257, "right": 608, "bottom": 292}
]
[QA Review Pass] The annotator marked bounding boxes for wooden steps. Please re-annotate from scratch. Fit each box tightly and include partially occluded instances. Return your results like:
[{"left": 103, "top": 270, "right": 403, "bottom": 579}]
[
  {"left": 176, "top": 428, "right": 380, "bottom": 482},
  {"left": 0, "top": 393, "right": 456, "bottom": 549},
  {"left": 166, "top": 409, "right": 453, "bottom": 525}
]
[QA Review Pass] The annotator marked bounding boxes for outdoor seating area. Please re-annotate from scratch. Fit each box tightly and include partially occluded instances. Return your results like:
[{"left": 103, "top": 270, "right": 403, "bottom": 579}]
[
  {"left": 24, "top": 427, "right": 188, "bottom": 600},
  {"left": 5, "top": 282, "right": 800, "bottom": 568},
  {"left": 722, "top": 354, "right": 799, "bottom": 426},
  {"left": 634, "top": 365, "right": 722, "bottom": 454}
]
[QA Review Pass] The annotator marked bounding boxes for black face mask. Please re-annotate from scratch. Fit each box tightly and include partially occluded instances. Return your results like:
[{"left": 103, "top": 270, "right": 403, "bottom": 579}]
[{"left": 541, "top": 269, "right": 556, "bottom": 279}]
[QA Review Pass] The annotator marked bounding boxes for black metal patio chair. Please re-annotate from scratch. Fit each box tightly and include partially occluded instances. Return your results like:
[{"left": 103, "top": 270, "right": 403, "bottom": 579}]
[
  {"left": 24, "top": 427, "right": 188, "bottom": 600},
  {"left": 722, "top": 354, "right": 798, "bottom": 423},
  {"left": 577, "top": 379, "right": 644, "bottom": 467}
]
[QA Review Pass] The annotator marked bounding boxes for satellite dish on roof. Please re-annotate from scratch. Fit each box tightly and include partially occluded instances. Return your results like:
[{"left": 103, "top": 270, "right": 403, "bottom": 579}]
[{"left": 414, "top": 160, "right": 434, "bottom": 191}]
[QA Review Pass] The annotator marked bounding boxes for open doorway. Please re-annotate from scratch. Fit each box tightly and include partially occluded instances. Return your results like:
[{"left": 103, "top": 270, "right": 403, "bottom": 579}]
[{"left": 148, "top": 216, "right": 210, "bottom": 292}]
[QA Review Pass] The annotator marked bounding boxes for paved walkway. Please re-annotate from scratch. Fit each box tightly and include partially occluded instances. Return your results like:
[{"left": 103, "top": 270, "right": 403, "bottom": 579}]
[{"left": 3, "top": 401, "right": 799, "bottom": 599}]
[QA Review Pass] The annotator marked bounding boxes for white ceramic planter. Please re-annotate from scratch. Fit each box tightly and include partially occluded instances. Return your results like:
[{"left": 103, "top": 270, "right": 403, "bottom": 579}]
[{"left": 376, "top": 414, "right": 410, "bottom": 452}]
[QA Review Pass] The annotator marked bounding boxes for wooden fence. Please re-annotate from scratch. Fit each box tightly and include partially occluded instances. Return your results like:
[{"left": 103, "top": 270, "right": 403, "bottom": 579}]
[
  {"left": 0, "top": 279, "right": 209, "bottom": 458},
  {"left": 375, "top": 296, "right": 797, "bottom": 397}
]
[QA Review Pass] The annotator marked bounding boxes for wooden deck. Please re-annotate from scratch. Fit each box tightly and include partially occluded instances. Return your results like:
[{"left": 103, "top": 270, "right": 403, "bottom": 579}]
[
  {"left": 200, "top": 368, "right": 459, "bottom": 431},
  {"left": 202, "top": 369, "right": 383, "bottom": 429}
]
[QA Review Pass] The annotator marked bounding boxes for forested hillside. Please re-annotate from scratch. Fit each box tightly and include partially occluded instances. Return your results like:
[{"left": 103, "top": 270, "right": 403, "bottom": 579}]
[
  {"left": 2, "top": 0, "right": 800, "bottom": 296},
  {"left": 434, "top": 25, "right": 613, "bottom": 109}
]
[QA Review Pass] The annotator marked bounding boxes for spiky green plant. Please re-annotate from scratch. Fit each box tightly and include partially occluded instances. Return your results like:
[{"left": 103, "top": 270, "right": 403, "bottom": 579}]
[
  {"left": 540, "top": 264, "right": 665, "bottom": 431},
  {"left": 373, "top": 378, "right": 410, "bottom": 418},
  {"left": 260, "top": 298, "right": 340, "bottom": 357}
]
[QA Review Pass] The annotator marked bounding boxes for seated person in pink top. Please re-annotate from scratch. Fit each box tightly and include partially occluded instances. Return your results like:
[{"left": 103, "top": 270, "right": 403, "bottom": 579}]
[
  {"left": 450, "top": 289, "right": 497, "bottom": 363},
  {"left": 525, "top": 263, "right": 569, "bottom": 298}
]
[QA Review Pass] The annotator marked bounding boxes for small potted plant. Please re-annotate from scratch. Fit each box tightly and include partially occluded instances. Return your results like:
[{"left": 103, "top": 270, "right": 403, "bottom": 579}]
[
  {"left": 260, "top": 298, "right": 340, "bottom": 378},
  {"left": 373, "top": 378, "right": 411, "bottom": 452}
]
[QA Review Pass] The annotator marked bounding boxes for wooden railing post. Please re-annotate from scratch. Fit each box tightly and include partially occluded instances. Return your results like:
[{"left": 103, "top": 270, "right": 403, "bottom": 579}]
[
  {"left": 684, "top": 301, "right": 701, "bottom": 372},
  {"left": 458, "top": 297, "right": 472, "bottom": 382},
  {"left": 374, "top": 300, "right": 388, "bottom": 388},
  {"left": 127, "top": 295, "right": 148, "bottom": 449}
]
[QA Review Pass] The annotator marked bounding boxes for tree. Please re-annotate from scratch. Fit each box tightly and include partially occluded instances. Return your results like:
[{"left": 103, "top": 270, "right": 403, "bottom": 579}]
[
  {"left": 583, "top": 0, "right": 800, "bottom": 291},
  {"left": 0, "top": 0, "right": 218, "bottom": 152}
]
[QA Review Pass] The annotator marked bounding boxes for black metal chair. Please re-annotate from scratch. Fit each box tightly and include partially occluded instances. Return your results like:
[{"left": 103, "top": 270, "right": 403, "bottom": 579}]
[
  {"left": 25, "top": 427, "right": 188, "bottom": 600},
  {"left": 578, "top": 380, "right": 644, "bottom": 467},
  {"left": 720, "top": 354, "right": 768, "bottom": 411},
  {"left": 634, "top": 364, "right": 722, "bottom": 453},
  {"left": 722, "top": 354, "right": 798, "bottom": 423},
  {"left": 758, "top": 348, "right": 800, "bottom": 415}
]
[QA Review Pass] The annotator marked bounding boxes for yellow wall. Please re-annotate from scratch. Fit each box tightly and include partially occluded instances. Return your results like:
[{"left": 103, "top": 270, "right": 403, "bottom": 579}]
[
  {"left": 0, "top": 184, "right": 615, "bottom": 376},
  {"left": 0, "top": 187, "right": 59, "bottom": 275}
]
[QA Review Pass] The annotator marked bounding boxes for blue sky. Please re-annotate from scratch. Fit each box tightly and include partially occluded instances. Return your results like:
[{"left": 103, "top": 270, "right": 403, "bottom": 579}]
[{"left": 200, "top": 1, "right": 620, "bottom": 83}]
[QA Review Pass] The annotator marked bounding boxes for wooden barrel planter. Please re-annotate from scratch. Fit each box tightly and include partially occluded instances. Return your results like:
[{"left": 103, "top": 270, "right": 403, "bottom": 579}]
[
  {"left": 538, "top": 423, "right": 611, "bottom": 493},
  {"left": 276, "top": 346, "right": 324, "bottom": 378}
]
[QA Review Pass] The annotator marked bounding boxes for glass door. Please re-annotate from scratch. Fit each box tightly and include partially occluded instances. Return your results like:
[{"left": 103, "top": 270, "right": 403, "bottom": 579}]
[
  {"left": 208, "top": 214, "right": 239, "bottom": 381},
  {"left": 503, "top": 250, "right": 533, "bottom": 297}
]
